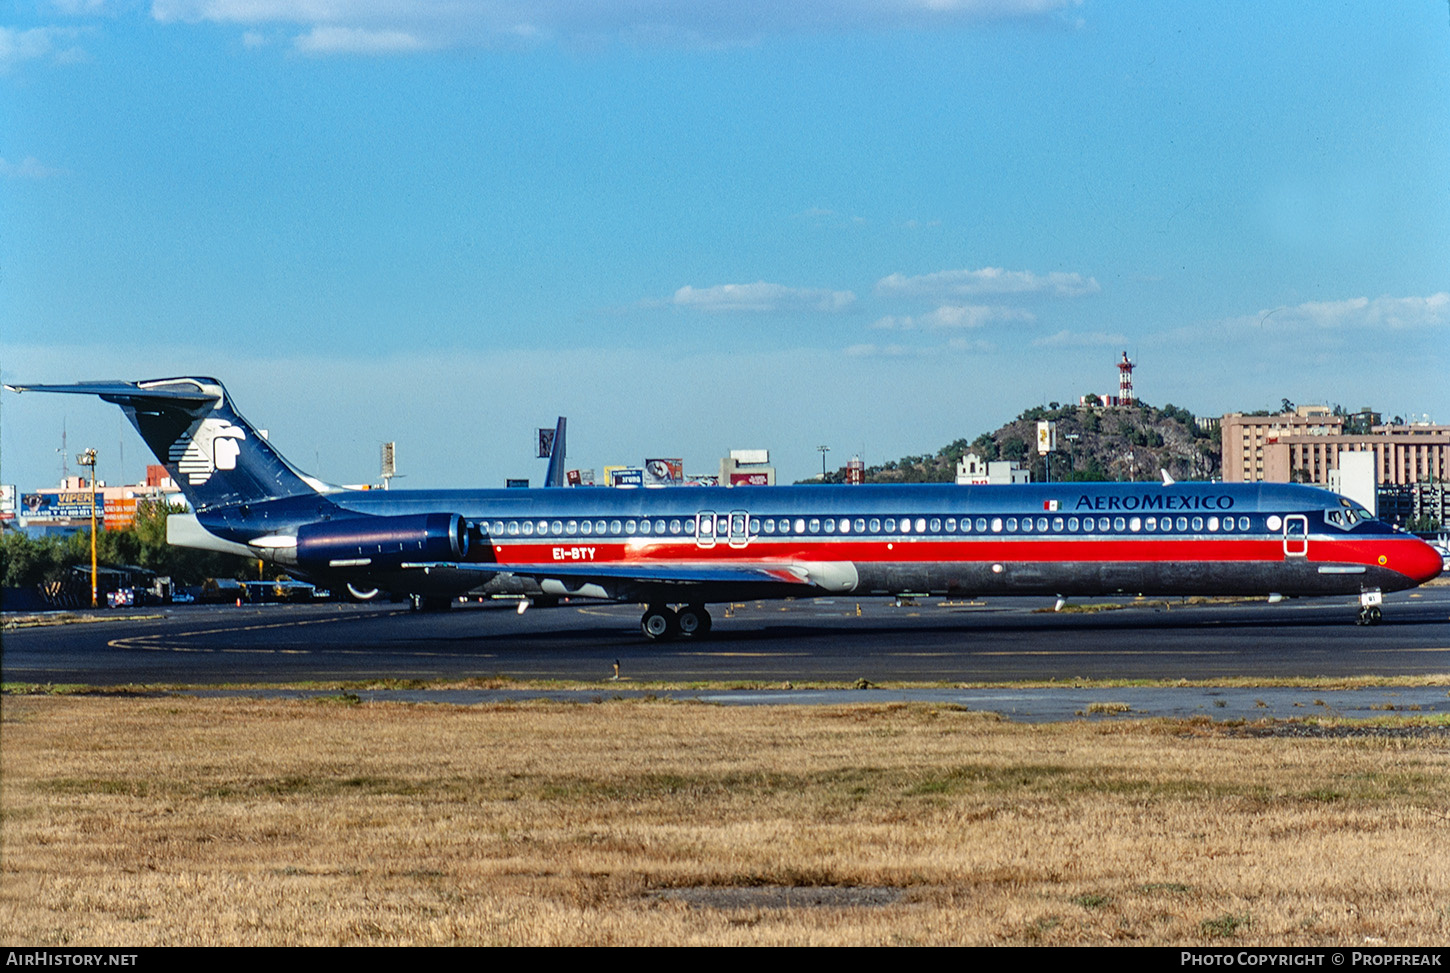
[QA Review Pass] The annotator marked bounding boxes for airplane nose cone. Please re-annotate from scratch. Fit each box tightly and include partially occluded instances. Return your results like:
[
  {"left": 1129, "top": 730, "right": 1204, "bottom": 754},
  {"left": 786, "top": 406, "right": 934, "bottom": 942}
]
[{"left": 1397, "top": 538, "right": 1445, "bottom": 586}]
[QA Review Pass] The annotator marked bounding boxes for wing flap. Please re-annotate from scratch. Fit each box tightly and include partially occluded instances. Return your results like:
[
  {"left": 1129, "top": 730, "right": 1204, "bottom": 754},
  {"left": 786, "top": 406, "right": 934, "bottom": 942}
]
[{"left": 402, "top": 560, "right": 813, "bottom": 587}]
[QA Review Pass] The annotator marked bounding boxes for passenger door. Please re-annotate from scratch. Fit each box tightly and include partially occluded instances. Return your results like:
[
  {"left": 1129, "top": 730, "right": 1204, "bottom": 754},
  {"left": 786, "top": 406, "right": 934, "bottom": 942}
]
[
  {"left": 695, "top": 511, "right": 717, "bottom": 550},
  {"left": 727, "top": 510, "right": 750, "bottom": 549},
  {"left": 1283, "top": 514, "right": 1308, "bottom": 558}
]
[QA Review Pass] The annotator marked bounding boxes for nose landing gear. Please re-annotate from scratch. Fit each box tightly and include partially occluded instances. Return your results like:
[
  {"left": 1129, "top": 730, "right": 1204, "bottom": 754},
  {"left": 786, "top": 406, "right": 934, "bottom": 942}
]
[{"left": 1356, "top": 589, "right": 1383, "bottom": 626}]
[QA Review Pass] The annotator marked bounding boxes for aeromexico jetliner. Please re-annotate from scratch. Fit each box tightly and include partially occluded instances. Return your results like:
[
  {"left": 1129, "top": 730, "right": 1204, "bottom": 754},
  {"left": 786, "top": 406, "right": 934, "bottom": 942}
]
[{"left": 8, "top": 377, "right": 1442, "bottom": 638}]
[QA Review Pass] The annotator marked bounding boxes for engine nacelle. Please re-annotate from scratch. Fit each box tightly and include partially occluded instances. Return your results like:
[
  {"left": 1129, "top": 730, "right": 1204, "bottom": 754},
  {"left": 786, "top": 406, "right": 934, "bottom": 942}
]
[{"left": 295, "top": 513, "right": 470, "bottom": 570}]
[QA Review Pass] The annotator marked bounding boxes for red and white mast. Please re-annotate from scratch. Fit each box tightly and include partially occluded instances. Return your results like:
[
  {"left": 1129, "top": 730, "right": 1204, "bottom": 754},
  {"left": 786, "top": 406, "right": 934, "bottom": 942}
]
[{"left": 1117, "top": 351, "right": 1135, "bottom": 405}]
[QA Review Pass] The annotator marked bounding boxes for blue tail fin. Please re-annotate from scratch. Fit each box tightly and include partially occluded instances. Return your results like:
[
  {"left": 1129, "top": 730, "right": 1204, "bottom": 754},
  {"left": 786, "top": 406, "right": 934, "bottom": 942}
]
[
  {"left": 5, "top": 378, "right": 322, "bottom": 512},
  {"left": 543, "top": 416, "right": 566, "bottom": 488}
]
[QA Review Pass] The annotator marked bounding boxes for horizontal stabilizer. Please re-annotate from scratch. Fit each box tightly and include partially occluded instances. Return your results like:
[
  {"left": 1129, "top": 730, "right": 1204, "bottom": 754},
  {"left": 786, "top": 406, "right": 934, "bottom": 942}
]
[{"left": 4, "top": 380, "right": 221, "bottom": 407}]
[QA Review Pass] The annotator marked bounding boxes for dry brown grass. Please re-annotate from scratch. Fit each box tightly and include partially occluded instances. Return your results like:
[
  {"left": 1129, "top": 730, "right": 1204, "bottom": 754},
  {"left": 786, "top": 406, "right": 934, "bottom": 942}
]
[{"left": 2, "top": 696, "right": 1448, "bottom": 946}]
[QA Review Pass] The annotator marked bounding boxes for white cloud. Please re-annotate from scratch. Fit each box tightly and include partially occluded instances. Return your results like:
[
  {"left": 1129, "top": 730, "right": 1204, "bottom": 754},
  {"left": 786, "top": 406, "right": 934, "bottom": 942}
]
[
  {"left": 1030, "top": 329, "right": 1127, "bottom": 348},
  {"left": 151, "top": 1, "right": 350, "bottom": 23},
  {"left": 872, "top": 304, "right": 1035, "bottom": 330},
  {"left": 48, "top": 0, "right": 112, "bottom": 12},
  {"left": 1257, "top": 294, "right": 1450, "bottom": 332},
  {"left": 294, "top": 25, "right": 428, "bottom": 54},
  {"left": 0, "top": 156, "right": 64, "bottom": 179},
  {"left": 846, "top": 337, "right": 995, "bottom": 357},
  {"left": 147, "top": 0, "right": 1083, "bottom": 53},
  {"left": 794, "top": 206, "right": 867, "bottom": 228},
  {"left": 0, "top": 26, "right": 85, "bottom": 71},
  {"left": 876, "top": 266, "right": 1100, "bottom": 298},
  {"left": 671, "top": 281, "right": 855, "bottom": 314}
]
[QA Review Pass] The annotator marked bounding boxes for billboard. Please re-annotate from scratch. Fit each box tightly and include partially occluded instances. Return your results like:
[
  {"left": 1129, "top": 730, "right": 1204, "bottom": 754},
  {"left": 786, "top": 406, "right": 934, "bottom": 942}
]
[
  {"left": 644, "top": 458, "right": 683, "bottom": 486},
  {"left": 104, "top": 497, "right": 137, "bottom": 530},
  {"left": 610, "top": 468, "right": 644, "bottom": 488},
  {"left": 22, "top": 491, "right": 95, "bottom": 520},
  {"left": 729, "top": 472, "right": 770, "bottom": 486},
  {"left": 1037, "top": 420, "right": 1057, "bottom": 455}
]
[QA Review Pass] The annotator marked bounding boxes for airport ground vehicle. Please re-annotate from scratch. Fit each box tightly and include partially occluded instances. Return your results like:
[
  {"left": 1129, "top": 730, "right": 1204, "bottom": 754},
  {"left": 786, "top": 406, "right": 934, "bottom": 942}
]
[{"left": 8, "top": 378, "right": 1441, "bottom": 637}]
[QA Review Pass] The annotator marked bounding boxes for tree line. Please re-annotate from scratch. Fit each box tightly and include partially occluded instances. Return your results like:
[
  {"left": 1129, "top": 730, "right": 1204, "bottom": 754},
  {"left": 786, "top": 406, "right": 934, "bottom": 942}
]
[{"left": 1, "top": 501, "right": 255, "bottom": 590}]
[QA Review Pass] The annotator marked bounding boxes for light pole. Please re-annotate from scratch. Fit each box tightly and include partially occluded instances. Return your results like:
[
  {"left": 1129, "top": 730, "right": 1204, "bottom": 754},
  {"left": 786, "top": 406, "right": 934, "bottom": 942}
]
[
  {"left": 817, "top": 445, "right": 831, "bottom": 480},
  {"left": 77, "top": 448, "right": 98, "bottom": 608}
]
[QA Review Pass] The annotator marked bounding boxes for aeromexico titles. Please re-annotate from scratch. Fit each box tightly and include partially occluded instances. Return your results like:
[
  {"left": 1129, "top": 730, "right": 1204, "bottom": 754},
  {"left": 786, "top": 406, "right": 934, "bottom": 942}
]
[{"left": 8, "top": 378, "right": 1441, "bottom": 638}]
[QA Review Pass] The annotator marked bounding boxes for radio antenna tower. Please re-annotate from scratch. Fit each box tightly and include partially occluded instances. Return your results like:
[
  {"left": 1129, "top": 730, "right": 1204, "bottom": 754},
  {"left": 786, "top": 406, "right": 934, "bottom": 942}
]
[{"left": 1117, "top": 351, "right": 1136, "bottom": 405}]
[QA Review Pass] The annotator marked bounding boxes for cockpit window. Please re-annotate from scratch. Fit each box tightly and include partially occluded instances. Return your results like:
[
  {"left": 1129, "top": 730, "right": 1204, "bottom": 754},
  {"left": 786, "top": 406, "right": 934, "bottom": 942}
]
[{"left": 1327, "top": 506, "right": 1372, "bottom": 530}]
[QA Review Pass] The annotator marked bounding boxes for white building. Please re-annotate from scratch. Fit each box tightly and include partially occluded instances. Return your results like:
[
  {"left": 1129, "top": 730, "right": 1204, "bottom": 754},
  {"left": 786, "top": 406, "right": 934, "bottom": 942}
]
[{"left": 956, "top": 453, "right": 1030, "bottom": 485}]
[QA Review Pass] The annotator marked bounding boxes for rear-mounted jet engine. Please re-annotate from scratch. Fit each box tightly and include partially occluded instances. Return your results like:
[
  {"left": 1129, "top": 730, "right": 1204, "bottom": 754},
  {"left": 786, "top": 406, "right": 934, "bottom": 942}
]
[{"left": 295, "top": 512, "right": 469, "bottom": 570}]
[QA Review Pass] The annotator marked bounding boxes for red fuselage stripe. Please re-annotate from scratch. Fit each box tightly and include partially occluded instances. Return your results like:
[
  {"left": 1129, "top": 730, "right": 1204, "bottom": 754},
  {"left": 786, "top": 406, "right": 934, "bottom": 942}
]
[{"left": 483, "top": 535, "right": 1426, "bottom": 572}]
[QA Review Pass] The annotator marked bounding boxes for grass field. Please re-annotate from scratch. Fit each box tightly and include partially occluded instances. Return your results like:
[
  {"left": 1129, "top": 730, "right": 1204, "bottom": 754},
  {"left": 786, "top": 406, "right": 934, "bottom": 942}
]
[{"left": 3, "top": 694, "right": 1447, "bottom": 946}]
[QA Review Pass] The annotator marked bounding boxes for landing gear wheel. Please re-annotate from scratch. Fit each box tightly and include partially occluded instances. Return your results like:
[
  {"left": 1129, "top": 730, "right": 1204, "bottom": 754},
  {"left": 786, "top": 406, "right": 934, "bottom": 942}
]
[
  {"left": 346, "top": 583, "right": 380, "bottom": 602},
  {"left": 641, "top": 605, "right": 679, "bottom": 641},
  {"left": 1356, "top": 606, "right": 1384, "bottom": 626},
  {"left": 676, "top": 605, "right": 712, "bottom": 638}
]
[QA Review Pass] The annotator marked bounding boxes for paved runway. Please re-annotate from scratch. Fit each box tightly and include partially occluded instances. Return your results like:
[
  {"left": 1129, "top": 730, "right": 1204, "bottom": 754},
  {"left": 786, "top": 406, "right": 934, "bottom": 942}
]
[{"left": 5, "top": 586, "right": 1448, "bottom": 686}]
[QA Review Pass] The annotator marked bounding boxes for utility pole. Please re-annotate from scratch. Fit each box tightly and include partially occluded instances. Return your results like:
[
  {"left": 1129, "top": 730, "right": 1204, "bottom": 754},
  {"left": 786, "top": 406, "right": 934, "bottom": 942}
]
[
  {"left": 77, "top": 448, "right": 98, "bottom": 608},
  {"left": 817, "top": 444, "right": 831, "bottom": 479}
]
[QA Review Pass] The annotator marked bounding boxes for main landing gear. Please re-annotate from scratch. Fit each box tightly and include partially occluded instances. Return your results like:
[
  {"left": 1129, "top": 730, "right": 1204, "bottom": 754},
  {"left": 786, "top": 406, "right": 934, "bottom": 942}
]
[
  {"left": 1355, "top": 588, "right": 1384, "bottom": 626},
  {"left": 640, "top": 604, "right": 712, "bottom": 641}
]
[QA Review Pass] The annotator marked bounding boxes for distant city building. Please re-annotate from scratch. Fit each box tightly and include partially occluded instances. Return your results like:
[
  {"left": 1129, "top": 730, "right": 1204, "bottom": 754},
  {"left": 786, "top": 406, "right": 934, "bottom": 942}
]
[
  {"left": 1378, "top": 482, "right": 1450, "bottom": 529},
  {"left": 956, "top": 452, "right": 1030, "bottom": 485},
  {"left": 845, "top": 456, "right": 866, "bottom": 485},
  {"left": 1079, "top": 393, "right": 1128, "bottom": 408},
  {"left": 1222, "top": 410, "right": 1449, "bottom": 489},
  {"left": 1328, "top": 451, "right": 1378, "bottom": 517},
  {"left": 1221, "top": 408, "right": 1344, "bottom": 483},
  {"left": 719, "top": 449, "right": 776, "bottom": 486},
  {"left": 18, "top": 464, "right": 182, "bottom": 531}
]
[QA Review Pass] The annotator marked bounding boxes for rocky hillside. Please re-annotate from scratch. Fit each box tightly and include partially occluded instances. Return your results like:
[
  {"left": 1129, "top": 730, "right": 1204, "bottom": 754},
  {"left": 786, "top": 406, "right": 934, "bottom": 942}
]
[{"left": 825, "top": 402, "right": 1221, "bottom": 484}]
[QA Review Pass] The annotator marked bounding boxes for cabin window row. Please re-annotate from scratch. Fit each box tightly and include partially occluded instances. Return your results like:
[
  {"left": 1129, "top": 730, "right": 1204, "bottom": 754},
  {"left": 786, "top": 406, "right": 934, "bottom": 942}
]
[{"left": 483, "top": 514, "right": 1258, "bottom": 538}]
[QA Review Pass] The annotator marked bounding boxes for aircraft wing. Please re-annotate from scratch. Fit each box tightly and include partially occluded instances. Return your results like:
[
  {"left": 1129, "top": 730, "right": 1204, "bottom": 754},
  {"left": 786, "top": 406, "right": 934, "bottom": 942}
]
[{"left": 411, "top": 560, "right": 816, "bottom": 587}]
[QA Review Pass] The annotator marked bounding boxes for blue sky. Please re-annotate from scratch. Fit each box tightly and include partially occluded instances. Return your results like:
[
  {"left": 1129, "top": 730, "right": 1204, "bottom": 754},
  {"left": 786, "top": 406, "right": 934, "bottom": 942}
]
[{"left": 3, "top": 0, "right": 1448, "bottom": 491}]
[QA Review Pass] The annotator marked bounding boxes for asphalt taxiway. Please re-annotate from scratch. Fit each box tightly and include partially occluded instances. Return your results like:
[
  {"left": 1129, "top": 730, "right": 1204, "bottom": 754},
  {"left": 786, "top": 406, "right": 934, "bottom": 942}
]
[{"left": 5, "top": 586, "right": 1448, "bottom": 688}]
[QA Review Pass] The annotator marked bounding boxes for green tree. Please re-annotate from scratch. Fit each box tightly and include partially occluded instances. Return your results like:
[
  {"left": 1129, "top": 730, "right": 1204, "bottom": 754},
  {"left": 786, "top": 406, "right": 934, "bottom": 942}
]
[{"left": 0, "top": 532, "right": 69, "bottom": 588}]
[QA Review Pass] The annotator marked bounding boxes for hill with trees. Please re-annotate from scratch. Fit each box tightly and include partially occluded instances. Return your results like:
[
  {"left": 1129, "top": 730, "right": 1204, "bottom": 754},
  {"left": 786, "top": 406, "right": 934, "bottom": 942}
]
[{"left": 816, "top": 401, "right": 1221, "bottom": 485}]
